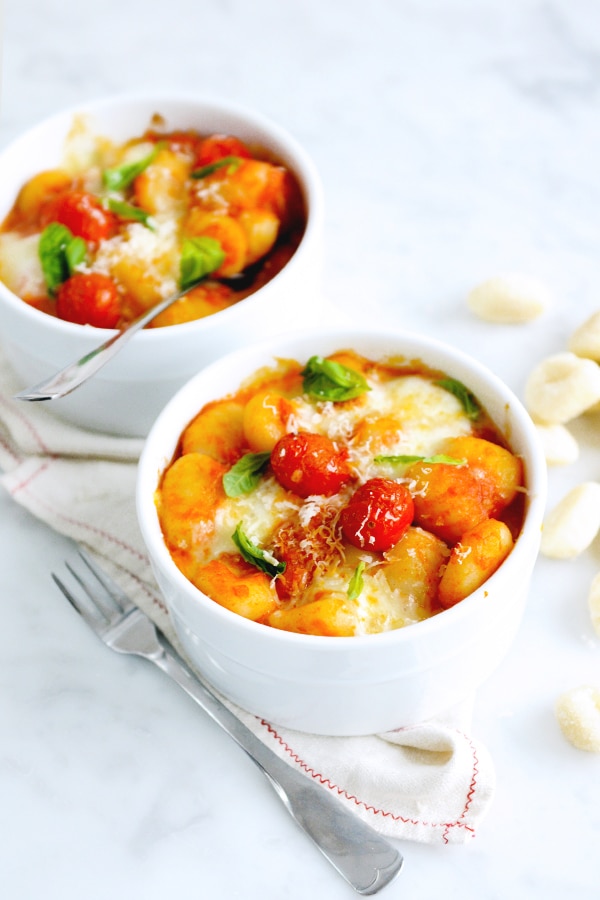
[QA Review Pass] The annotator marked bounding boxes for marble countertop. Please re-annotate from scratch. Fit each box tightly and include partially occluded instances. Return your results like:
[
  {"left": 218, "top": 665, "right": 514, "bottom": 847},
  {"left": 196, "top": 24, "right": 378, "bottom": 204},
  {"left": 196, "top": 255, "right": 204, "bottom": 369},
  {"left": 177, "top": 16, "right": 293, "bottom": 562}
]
[{"left": 2, "top": 1, "right": 600, "bottom": 897}]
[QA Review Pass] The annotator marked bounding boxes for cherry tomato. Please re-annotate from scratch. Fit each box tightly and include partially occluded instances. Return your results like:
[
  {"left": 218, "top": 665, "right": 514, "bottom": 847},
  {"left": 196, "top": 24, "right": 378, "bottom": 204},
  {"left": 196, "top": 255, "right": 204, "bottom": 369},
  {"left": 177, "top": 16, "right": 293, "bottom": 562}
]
[
  {"left": 195, "top": 134, "right": 252, "bottom": 166},
  {"left": 56, "top": 273, "right": 121, "bottom": 328},
  {"left": 270, "top": 432, "right": 352, "bottom": 498},
  {"left": 42, "top": 191, "right": 118, "bottom": 242},
  {"left": 340, "top": 478, "right": 414, "bottom": 552}
]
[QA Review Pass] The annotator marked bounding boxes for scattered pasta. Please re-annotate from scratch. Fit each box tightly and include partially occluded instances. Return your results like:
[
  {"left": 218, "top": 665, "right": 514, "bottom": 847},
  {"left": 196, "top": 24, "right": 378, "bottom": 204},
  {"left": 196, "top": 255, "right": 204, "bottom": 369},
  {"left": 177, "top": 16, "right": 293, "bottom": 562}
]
[
  {"left": 467, "top": 273, "right": 550, "bottom": 323},
  {"left": 587, "top": 572, "right": 600, "bottom": 637},
  {"left": 540, "top": 482, "right": 600, "bottom": 559},
  {"left": 524, "top": 352, "right": 600, "bottom": 425},
  {"left": 534, "top": 423, "right": 579, "bottom": 467},
  {"left": 568, "top": 310, "right": 600, "bottom": 363},
  {"left": 555, "top": 685, "right": 600, "bottom": 752}
]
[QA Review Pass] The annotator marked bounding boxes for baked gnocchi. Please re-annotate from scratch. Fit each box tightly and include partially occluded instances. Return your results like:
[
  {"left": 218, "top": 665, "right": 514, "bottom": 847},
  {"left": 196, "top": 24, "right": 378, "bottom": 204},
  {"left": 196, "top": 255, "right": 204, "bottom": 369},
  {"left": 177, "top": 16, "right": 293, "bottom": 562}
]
[
  {"left": 156, "top": 350, "right": 527, "bottom": 636},
  {"left": 0, "top": 116, "right": 305, "bottom": 328}
]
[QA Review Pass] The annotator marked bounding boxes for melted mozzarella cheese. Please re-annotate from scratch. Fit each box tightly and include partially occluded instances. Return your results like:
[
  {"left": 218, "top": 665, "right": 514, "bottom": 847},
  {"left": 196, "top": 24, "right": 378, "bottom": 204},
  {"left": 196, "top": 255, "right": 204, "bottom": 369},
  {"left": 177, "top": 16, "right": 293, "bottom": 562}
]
[
  {"left": 211, "top": 476, "right": 300, "bottom": 557},
  {"left": 0, "top": 232, "right": 46, "bottom": 297},
  {"left": 88, "top": 219, "right": 179, "bottom": 298}
]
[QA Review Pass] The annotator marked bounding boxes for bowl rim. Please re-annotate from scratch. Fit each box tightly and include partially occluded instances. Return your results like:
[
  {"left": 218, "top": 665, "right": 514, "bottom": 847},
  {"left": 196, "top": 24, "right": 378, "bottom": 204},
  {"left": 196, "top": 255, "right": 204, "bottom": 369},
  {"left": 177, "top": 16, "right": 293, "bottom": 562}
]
[
  {"left": 136, "top": 324, "right": 548, "bottom": 650},
  {"left": 0, "top": 90, "right": 324, "bottom": 342}
]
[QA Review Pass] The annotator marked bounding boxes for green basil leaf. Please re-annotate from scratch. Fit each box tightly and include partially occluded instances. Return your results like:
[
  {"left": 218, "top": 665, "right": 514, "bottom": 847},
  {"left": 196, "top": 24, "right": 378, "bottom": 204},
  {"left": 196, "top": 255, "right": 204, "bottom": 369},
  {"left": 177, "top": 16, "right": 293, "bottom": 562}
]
[
  {"left": 38, "top": 223, "right": 86, "bottom": 296},
  {"left": 302, "top": 356, "right": 370, "bottom": 402},
  {"left": 436, "top": 378, "right": 481, "bottom": 420},
  {"left": 64, "top": 236, "right": 87, "bottom": 274},
  {"left": 374, "top": 454, "right": 467, "bottom": 466},
  {"left": 107, "top": 198, "right": 154, "bottom": 229},
  {"left": 191, "top": 155, "right": 243, "bottom": 180},
  {"left": 232, "top": 523, "right": 286, "bottom": 577},
  {"left": 102, "top": 144, "right": 161, "bottom": 192},
  {"left": 180, "top": 236, "right": 225, "bottom": 290},
  {"left": 347, "top": 561, "right": 365, "bottom": 601},
  {"left": 223, "top": 452, "right": 271, "bottom": 497}
]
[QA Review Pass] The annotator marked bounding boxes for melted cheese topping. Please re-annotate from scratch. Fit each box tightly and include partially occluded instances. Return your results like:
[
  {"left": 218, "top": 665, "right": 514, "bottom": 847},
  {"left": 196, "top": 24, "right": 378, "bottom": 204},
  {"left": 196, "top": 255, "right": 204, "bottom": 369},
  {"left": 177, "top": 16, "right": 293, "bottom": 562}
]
[
  {"left": 158, "top": 353, "right": 522, "bottom": 637},
  {"left": 201, "top": 369, "right": 475, "bottom": 633}
]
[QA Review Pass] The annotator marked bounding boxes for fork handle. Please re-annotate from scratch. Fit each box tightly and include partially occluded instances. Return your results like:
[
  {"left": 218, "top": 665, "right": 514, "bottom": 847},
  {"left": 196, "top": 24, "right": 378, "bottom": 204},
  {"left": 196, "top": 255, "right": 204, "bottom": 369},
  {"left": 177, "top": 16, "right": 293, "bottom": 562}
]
[{"left": 152, "top": 647, "right": 403, "bottom": 895}]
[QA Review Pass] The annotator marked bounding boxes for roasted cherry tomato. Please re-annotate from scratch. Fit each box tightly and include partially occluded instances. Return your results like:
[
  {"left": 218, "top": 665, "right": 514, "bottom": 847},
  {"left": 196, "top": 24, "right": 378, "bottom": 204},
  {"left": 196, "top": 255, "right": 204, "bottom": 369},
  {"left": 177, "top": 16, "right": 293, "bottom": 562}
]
[
  {"left": 42, "top": 191, "right": 118, "bottom": 242},
  {"left": 270, "top": 432, "right": 353, "bottom": 498},
  {"left": 340, "top": 478, "right": 414, "bottom": 552},
  {"left": 195, "top": 134, "right": 252, "bottom": 166},
  {"left": 56, "top": 272, "right": 121, "bottom": 328}
]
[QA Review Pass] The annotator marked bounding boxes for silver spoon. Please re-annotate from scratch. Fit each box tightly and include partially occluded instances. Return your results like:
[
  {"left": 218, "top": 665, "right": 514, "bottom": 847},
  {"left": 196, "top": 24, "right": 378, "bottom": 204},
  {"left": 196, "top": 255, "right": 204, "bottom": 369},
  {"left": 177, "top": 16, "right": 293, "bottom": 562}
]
[{"left": 14, "top": 283, "right": 200, "bottom": 402}]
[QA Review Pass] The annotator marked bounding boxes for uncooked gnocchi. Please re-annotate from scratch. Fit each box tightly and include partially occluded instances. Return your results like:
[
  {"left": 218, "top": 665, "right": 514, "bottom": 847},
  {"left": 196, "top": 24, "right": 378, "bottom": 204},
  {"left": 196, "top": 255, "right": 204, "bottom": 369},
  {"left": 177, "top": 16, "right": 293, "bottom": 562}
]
[
  {"left": 568, "top": 310, "right": 600, "bottom": 362},
  {"left": 540, "top": 482, "right": 600, "bottom": 559},
  {"left": 534, "top": 423, "right": 579, "bottom": 467},
  {"left": 588, "top": 572, "right": 600, "bottom": 637},
  {"left": 466, "top": 273, "right": 550, "bottom": 323},
  {"left": 555, "top": 685, "right": 600, "bottom": 752},
  {"left": 524, "top": 352, "right": 600, "bottom": 425}
]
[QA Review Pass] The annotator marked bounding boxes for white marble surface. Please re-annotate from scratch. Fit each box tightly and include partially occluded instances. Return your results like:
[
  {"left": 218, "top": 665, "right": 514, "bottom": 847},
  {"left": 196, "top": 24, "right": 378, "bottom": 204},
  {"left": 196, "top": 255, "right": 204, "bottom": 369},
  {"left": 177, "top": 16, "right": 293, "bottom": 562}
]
[{"left": 2, "top": 1, "right": 600, "bottom": 897}]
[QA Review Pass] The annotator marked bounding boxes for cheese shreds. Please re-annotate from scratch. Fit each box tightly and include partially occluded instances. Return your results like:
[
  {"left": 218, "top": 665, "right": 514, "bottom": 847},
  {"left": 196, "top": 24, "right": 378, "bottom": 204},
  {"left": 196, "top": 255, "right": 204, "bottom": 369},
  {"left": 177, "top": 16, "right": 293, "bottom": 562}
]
[
  {"left": 158, "top": 350, "right": 524, "bottom": 637},
  {"left": 88, "top": 219, "right": 179, "bottom": 298}
]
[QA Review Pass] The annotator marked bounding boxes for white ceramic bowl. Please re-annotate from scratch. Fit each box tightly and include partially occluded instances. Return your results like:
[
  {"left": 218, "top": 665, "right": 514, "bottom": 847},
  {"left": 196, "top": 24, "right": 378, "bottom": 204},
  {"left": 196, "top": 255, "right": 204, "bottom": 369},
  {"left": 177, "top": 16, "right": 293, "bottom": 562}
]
[
  {"left": 0, "top": 94, "right": 324, "bottom": 436},
  {"left": 136, "top": 327, "right": 547, "bottom": 736}
]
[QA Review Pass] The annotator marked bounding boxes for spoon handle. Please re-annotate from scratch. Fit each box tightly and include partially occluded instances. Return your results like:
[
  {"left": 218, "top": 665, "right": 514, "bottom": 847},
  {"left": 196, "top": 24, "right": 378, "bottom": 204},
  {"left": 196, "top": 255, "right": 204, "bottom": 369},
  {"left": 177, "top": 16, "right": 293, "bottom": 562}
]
[{"left": 13, "top": 287, "right": 190, "bottom": 401}]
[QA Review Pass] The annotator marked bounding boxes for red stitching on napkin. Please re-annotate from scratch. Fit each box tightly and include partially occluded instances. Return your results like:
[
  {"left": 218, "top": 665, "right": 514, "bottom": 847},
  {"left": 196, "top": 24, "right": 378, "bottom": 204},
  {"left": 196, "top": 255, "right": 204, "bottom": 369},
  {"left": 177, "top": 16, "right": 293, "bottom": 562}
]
[
  {"left": 0, "top": 430, "right": 20, "bottom": 465},
  {"left": 0, "top": 394, "right": 52, "bottom": 455},
  {"left": 7, "top": 456, "right": 168, "bottom": 616},
  {"left": 441, "top": 732, "right": 479, "bottom": 844},
  {"left": 260, "top": 720, "right": 478, "bottom": 841},
  {"left": 9, "top": 458, "right": 52, "bottom": 492},
  {"left": 9, "top": 457, "right": 147, "bottom": 562}
]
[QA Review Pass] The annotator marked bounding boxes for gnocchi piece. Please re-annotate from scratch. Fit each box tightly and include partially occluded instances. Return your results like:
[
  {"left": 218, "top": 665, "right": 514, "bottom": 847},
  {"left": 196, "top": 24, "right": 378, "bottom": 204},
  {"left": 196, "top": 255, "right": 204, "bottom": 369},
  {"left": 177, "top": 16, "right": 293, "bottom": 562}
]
[
  {"left": 540, "top": 482, "right": 600, "bottom": 559},
  {"left": 184, "top": 208, "right": 248, "bottom": 277},
  {"left": 438, "top": 518, "right": 514, "bottom": 608},
  {"left": 157, "top": 452, "right": 226, "bottom": 551},
  {"left": 407, "top": 436, "right": 521, "bottom": 545},
  {"left": 268, "top": 594, "right": 356, "bottom": 636},
  {"left": 467, "top": 273, "right": 550, "bottom": 323},
  {"left": 238, "top": 208, "right": 279, "bottom": 265},
  {"left": 443, "top": 435, "right": 522, "bottom": 510},
  {"left": 14, "top": 169, "right": 72, "bottom": 220},
  {"left": 408, "top": 460, "right": 493, "bottom": 545},
  {"left": 524, "top": 352, "right": 600, "bottom": 425},
  {"left": 242, "top": 390, "right": 294, "bottom": 452},
  {"left": 181, "top": 399, "right": 246, "bottom": 463},
  {"left": 133, "top": 147, "right": 190, "bottom": 214},
  {"left": 535, "top": 423, "right": 579, "bottom": 467},
  {"left": 587, "top": 572, "right": 600, "bottom": 637},
  {"left": 555, "top": 685, "right": 600, "bottom": 752},
  {"left": 193, "top": 553, "right": 278, "bottom": 621},
  {"left": 568, "top": 310, "right": 600, "bottom": 362},
  {"left": 150, "top": 282, "right": 236, "bottom": 326},
  {"left": 383, "top": 526, "right": 449, "bottom": 618}
]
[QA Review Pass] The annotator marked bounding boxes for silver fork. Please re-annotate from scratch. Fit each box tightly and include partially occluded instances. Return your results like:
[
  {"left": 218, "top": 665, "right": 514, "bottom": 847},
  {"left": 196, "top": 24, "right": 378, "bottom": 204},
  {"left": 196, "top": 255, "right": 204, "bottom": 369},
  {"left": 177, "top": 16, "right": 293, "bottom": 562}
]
[{"left": 52, "top": 549, "right": 404, "bottom": 895}]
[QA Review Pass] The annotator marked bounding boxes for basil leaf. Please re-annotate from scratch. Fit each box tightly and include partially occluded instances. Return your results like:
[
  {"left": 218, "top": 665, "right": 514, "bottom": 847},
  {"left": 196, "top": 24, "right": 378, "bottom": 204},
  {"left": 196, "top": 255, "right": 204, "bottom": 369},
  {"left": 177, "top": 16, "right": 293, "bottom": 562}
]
[
  {"left": 374, "top": 454, "right": 467, "bottom": 466},
  {"left": 180, "top": 236, "right": 225, "bottom": 290},
  {"left": 347, "top": 562, "right": 365, "bottom": 602},
  {"left": 302, "top": 356, "right": 370, "bottom": 402},
  {"left": 191, "top": 155, "right": 242, "bottom": 180},
  {"left": 102, "top": 144, "right": 161, "bottom": 192},
  {"left": 107, "top": 198, "right": 154, "bottom": 229},
  {"left": 436, "top": 378, "right": 481, "bottom": 420},
  {"left": 38, "top": 223, "right": 86, "bottom": 296},
  {"left": 232, "top": 523, "right": 286, "bottom": 577},
  {"left": 223, "top": 452, "right": 271, "bottom": 497},
  {"left": 64, "top": 236, "right": 87, "bottom": 273}
]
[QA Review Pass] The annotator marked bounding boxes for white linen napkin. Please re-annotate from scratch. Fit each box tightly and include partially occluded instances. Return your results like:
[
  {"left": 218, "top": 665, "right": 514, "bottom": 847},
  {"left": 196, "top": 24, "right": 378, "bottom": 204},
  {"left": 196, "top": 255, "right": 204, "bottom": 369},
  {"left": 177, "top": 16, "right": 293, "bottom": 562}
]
[{"left": 0, "top": 351, "right": 495, "bottom": 844}]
